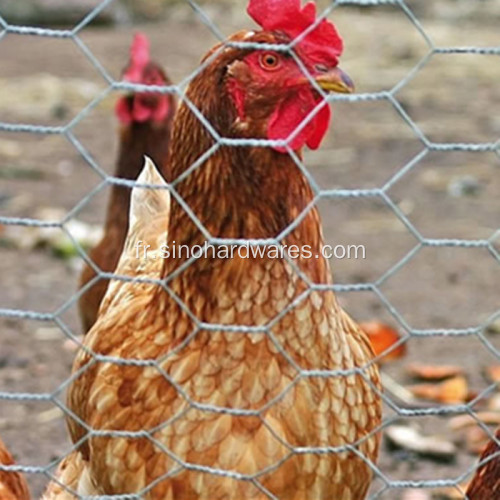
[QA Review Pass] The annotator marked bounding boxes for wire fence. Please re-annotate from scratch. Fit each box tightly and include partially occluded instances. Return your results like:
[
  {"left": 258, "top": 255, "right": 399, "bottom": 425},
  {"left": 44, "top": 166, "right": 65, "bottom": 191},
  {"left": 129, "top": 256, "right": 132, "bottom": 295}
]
[{"left": 0, "top": 0, "right": 499, "bottom": 498}]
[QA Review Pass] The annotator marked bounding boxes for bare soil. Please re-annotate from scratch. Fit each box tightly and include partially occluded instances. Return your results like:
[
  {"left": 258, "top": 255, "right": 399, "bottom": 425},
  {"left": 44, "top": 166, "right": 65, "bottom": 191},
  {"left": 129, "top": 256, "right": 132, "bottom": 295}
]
[{"left": 0, "top": 5, "right": 499, "bottom": 499}]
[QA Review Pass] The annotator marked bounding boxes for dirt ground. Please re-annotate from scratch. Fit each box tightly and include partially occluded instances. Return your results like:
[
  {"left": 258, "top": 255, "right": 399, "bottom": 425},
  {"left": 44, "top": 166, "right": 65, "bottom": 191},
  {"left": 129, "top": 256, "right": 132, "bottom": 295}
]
[{"left": 0, "top": 3, "right": 499, "bottom": 499}]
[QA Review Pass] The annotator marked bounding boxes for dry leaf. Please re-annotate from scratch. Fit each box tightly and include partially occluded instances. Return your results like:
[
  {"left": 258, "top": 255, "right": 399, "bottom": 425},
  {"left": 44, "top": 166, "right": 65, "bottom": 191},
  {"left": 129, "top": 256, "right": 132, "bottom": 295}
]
[
  {"left": 63, "top": 336, "right": 83, "bottom": 353},
  {"left": 402, "top": 489, "right": 431, "bottom": 500},
  {"left": 449, "top": 412, "right": 500, "bottom": 430},
  {"left": 484, "top": 365, "right": 500, "bottom": 384},
  {"left": 360, "top": 321, "right": 406, "bottom": 363},
  {"left": 407, "top": 363, "right": 463, "bottom": 381},
  {"left": 385, "top": 425, "right": 456, "bottom": 461},
  {"left": 431, "top": 483, "right": 470, "bottom": 499},
  {"left": 410, "top": 376, "right": 469, "bottom": 404},
  {"left": 465, "top": 426, "right": 492, "bottom": 455},
  {"left": 488, "top": 394, "right": 500, "bottom": 411},
  {"left": 36, "top": 407, "right": 64, "bottom": 424}
]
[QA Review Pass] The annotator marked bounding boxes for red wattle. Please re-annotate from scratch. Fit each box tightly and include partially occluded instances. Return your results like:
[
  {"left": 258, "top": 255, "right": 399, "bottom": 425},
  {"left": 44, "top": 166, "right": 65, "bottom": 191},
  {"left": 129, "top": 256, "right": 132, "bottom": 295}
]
[
  {"left": 115, "top": 95, "right": 169, "bottom": 124},
  {"left": 132, "top": 98, "right": 153, "bottom": 122},
  {"left": 152, "top": 97, "right": 170, "bottom": 123},
  {"left": 268, "top": 91, "right": 330, "bottom": 152},
  {"left": 115, "top": 97, "right": 132, "bottom": 125},
  {"left": 306, "top": 100, "right": 330, "bottom": 150}
]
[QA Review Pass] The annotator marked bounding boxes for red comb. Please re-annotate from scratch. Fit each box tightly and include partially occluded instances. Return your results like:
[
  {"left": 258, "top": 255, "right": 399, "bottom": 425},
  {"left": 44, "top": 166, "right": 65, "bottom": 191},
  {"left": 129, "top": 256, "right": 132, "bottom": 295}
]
[
  {"left": 247, "top": 0, "right": 343, "bottom": 64},
  {"left": 131, "top": 32, "right": 150, "bottom": 67},
  {"left": 124, "top": 32, "right": 151, "bottom": 82}
]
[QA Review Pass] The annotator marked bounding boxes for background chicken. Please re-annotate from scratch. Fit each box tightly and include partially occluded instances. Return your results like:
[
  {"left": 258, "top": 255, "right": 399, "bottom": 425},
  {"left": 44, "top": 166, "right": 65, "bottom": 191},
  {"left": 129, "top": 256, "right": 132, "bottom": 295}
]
[
  {"left": 67, "top": 0, "right": 381, "bottom": 499},
  {"left": 466, "top": 427, "right": 500, "bottom": 499},
  {"left": 0, "top": 438, "right": 29, "bottom": 500},
  {"left": 78, "top": 32, "right": 175, "bottom": 332}
]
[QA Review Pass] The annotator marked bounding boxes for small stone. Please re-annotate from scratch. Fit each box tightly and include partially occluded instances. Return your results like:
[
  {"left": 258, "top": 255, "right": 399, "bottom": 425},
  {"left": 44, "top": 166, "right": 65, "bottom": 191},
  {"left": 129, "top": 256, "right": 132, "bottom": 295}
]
[
  {"left": 447, "top": 175, "right": 482, "bottom": 198},
  {"left": 34, "top": 327, "right": 62, "bottom": 341},
  {"left": 0, "top": 139, "right": 22, "bottom": 158},
  {"left": 486, "top": 318, "right": 500, "bottom": 335}
]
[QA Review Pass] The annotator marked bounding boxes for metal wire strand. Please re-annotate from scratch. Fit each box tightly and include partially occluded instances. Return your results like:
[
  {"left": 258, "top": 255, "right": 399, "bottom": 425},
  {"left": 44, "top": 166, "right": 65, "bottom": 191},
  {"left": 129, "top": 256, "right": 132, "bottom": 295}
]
[{"left": 0, "top": 0, "right": 498, "bottom": 498}]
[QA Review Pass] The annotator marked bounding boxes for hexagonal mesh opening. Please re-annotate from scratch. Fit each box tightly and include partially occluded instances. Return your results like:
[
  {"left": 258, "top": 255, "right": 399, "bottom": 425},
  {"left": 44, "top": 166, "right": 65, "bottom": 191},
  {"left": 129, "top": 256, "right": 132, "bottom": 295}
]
[{"left": 0, "top": 1, "right": 499, "bottom": 499}]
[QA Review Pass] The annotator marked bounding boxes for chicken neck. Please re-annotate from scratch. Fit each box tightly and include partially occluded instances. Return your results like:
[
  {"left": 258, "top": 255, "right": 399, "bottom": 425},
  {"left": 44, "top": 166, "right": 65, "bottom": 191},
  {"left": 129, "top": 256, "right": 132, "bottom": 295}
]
[
  {"left": 104, "top": 120, "right": 171, "bottom": 235},
  {"left": 164, "top": 75, "right": 331, "bottom": 287}
]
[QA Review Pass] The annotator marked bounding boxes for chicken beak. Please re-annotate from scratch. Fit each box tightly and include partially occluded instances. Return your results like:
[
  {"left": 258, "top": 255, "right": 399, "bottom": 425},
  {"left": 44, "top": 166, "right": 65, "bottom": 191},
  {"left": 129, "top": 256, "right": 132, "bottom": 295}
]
[{"left": 315, "top": 67, "right": 354, "bottom": 94}]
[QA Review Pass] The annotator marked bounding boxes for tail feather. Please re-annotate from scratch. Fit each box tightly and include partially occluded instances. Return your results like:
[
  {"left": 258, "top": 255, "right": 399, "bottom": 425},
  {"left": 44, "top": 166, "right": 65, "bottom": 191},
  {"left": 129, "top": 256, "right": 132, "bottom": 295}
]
[
  {"left": 98, "top": 156, "right": 171, "bottom": 318},
  {"left": 42, "top": 451, "right": 92, "bottom": 500}
]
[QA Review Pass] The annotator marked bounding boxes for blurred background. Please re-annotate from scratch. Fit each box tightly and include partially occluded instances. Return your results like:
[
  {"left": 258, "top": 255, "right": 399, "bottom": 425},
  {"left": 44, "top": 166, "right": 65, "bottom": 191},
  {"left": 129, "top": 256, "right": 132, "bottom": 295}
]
[{"left": 0, "top": 0, "right": 499, "bottom": 498}]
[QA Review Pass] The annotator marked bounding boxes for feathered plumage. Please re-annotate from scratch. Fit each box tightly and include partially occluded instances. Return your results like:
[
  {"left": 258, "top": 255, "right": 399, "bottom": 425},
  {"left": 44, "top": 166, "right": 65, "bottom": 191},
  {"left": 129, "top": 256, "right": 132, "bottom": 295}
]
[
  {"left": 0, "top": 438, "right": 30, "bottom": 500},
  {"left": 78, "top": 33, "right": 175, "bottom": 332},
  {"left": 466, "top": 427, "right": 500, "bottom": 499},
  {"left": 66, "top": 1, "right": 380, "bottom": 498}
]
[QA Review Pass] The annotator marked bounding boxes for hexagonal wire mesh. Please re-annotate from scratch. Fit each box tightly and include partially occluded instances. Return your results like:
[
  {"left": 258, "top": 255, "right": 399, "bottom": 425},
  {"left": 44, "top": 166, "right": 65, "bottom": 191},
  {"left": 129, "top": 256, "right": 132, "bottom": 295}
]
[{"left": 0, "top": 0, "right": 499, "bottom": 498}]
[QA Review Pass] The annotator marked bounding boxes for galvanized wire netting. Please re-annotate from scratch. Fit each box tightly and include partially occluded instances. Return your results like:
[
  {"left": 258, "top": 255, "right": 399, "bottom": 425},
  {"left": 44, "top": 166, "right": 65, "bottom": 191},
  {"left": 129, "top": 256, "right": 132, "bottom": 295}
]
[{"left": 0, "top": 0, "right": 499, "bottom": 498}]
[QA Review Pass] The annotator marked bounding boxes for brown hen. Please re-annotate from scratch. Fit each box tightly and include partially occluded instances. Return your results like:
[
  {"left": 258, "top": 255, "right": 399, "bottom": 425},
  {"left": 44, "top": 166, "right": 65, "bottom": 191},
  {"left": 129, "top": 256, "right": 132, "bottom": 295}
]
[
  {"left": 0, "top": 438, "right": 29, "bottom": 500},
  {"left": 466, "top": 427, "right": 500, "bottom": 499},
  {"left": 78, "top": 32, "right": 175, "bottom": 332},
  {"left": 67, "top": 1, "right": 382, "bottom": 498}
]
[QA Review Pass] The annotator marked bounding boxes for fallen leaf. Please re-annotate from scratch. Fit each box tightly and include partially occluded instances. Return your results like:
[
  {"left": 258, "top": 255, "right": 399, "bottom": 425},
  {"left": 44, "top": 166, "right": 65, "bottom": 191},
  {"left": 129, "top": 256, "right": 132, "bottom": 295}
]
[
  {"left": 402, "top": 489, "right": 431, "bottom": 500},
  {"left": 385, "top": 425, "right": 456, "bottom": 462},
  {"left": 0, "top": 165, "right": 46, "bottom": 180},
  {"left": 484, "top": 365, "right": 500, "bottom": 384},
  {"left": 360, "top": 321, "right": 406, "bottom": 363},
  {"left": 63, "top": 336, "right": 83, "bottom": 353},
  {"left": 431, "top": 483, "right": 470, "bottom": 499},
  {"left": 36, "top": 407, "right": 64, "bottom": 424},
  {"left": 2, "top": 206, "right": 103, "bottom": 257},
  {"left": 449, "top": 412, "right": 500, "bottom": 430},
  {"left": 465, "top": 425, "right": 492, "bottom": 455},
  {"left": 407, "top": 363, "right": 463, "bottom": 381},
  {"left": 488, "top": 394, "right": 500, "bottom": 411},
  {"left": 34, "top": 327, "right": 62, "bottom": 341},
  {"left": 409, "top": 376, "right": 469, "bottom": 404}
]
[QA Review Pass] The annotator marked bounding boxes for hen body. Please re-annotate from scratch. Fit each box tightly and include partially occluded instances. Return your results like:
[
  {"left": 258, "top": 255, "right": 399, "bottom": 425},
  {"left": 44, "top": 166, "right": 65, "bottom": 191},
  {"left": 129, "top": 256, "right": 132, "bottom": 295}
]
[
  {"left": 78, "top": 34, "right": 175, "bottom": 332},
  {"left": 68, "top": 21, "right": 381, "bottom": 500},
  {"left": 0, "top": 438, "right": 29, "bottom": 500},
  {"left": 466, "top": 427, "right": 500, "bottom": 499}
]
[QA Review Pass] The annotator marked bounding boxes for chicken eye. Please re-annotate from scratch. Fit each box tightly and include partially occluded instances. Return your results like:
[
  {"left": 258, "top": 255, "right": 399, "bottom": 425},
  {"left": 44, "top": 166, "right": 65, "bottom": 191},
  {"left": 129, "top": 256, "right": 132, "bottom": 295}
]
[
  {"left": 259, "top": 52, "right": 280, "bottom": 70},
  {"left": 315, "top": 64, "right": 329, "bottom": 73}
]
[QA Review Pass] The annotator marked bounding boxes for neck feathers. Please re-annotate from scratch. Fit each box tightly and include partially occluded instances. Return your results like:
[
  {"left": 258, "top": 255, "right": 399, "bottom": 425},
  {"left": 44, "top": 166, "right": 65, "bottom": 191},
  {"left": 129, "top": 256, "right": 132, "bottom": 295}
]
[
  {"left": 164, "top": 50, "right": 329, "bottom": 284},
  {"left": 104, "top": 120, "right": 171, "bottom": 231}
]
